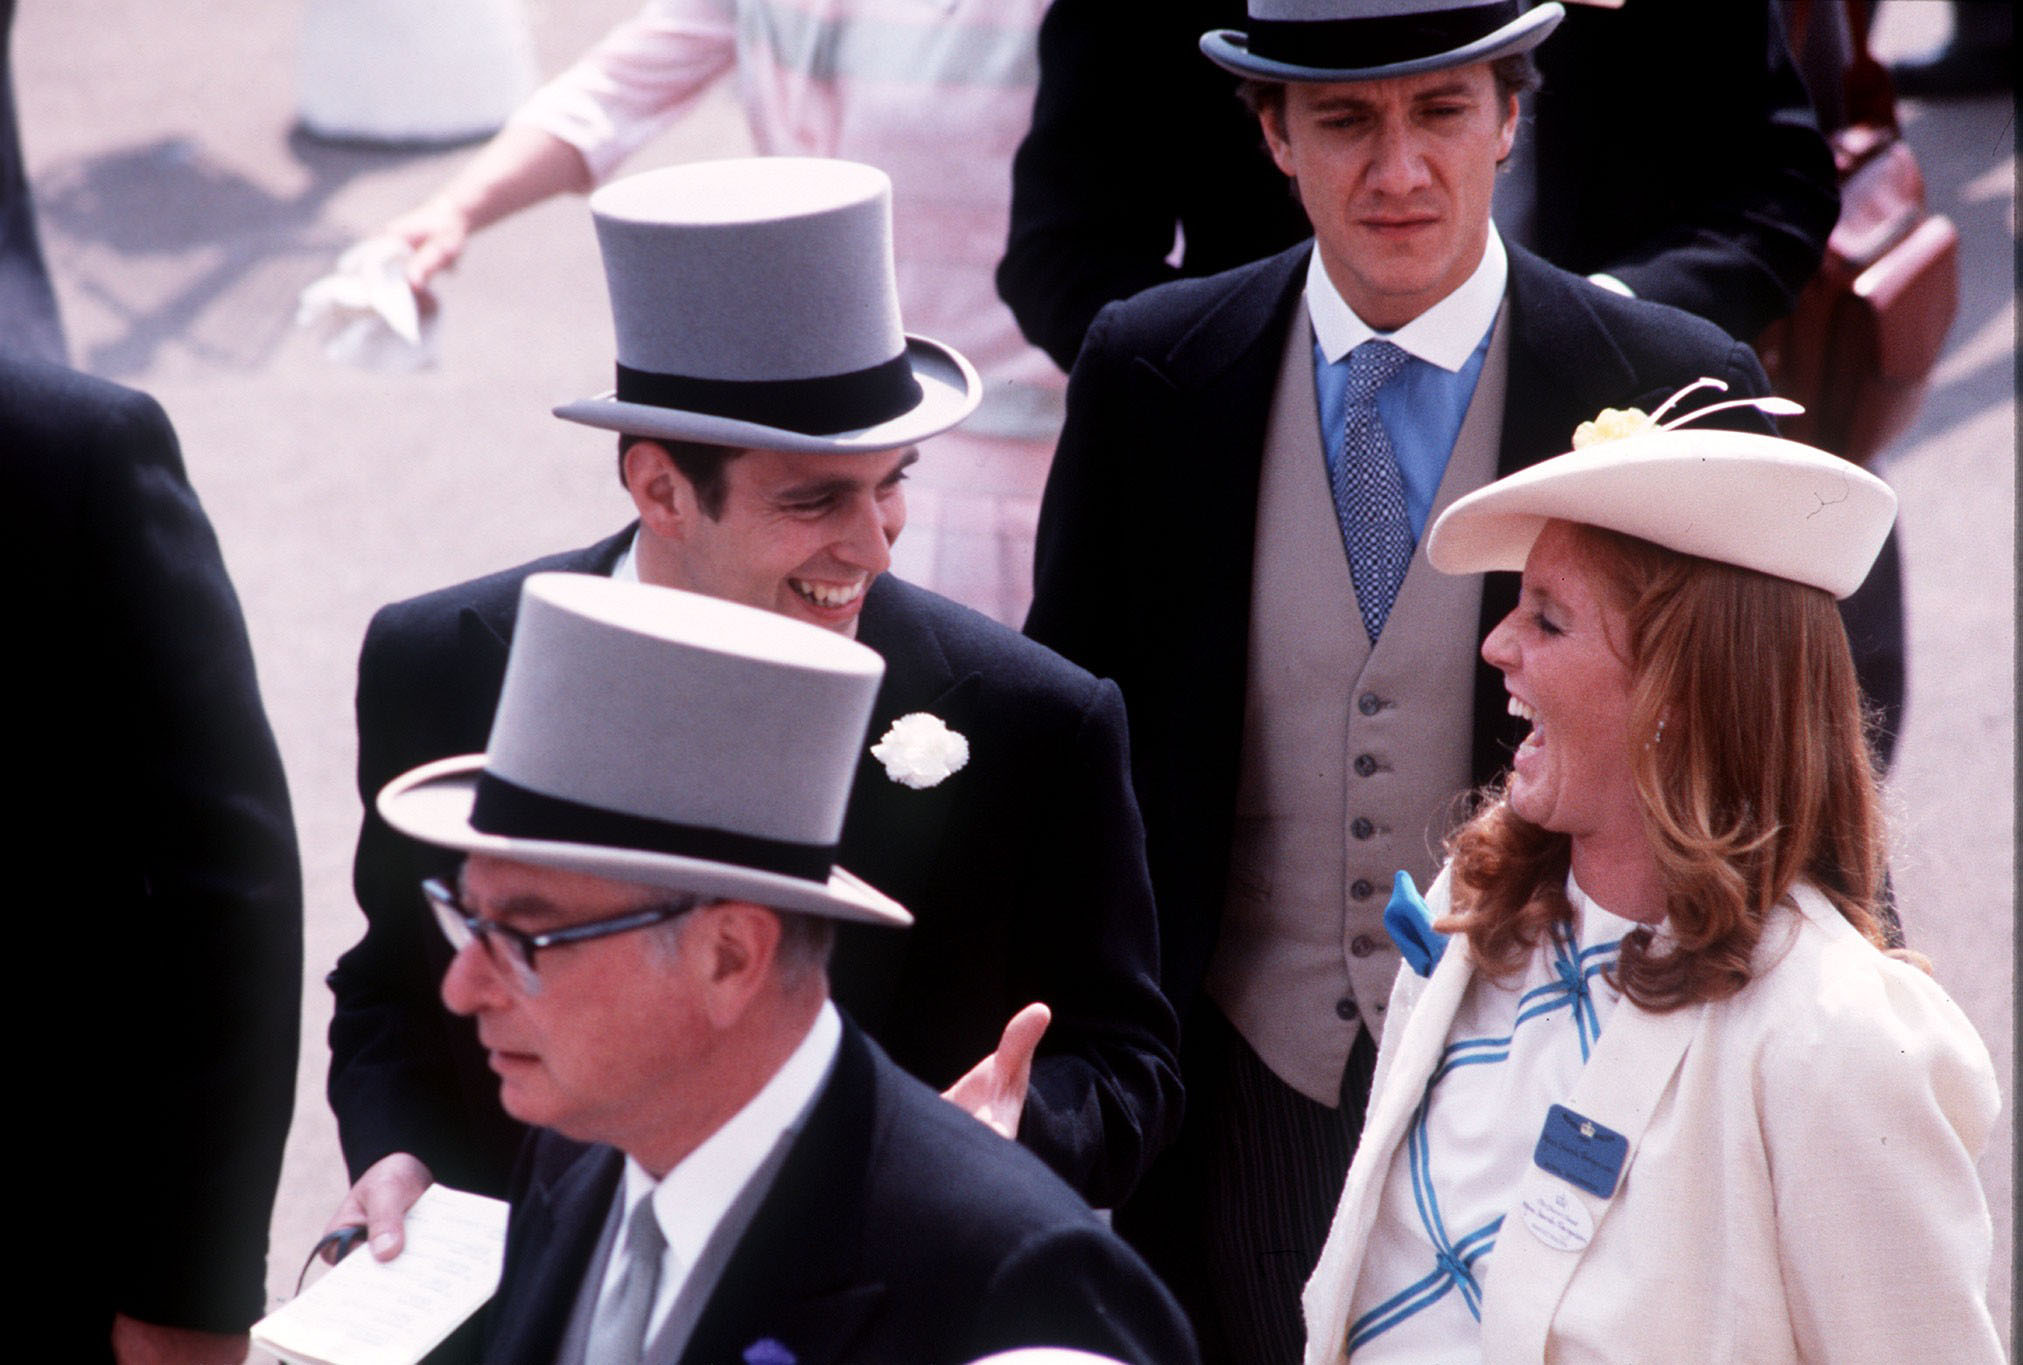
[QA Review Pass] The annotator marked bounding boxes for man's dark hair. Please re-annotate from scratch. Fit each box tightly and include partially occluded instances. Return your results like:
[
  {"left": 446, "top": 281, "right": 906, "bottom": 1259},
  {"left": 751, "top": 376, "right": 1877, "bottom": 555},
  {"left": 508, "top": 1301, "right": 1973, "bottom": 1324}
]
[
  {"left": 1238, "top": 51, "right": 1541, "bottom": 120},
  {"left": 1488, "top": 51, "right": 1542, "bottom": 104},
  {"left": 616, "top": 435, "right": 743, "bottom": 519},
  {"left": 772, "top": 910, "right": 837, "bottom": 985}
]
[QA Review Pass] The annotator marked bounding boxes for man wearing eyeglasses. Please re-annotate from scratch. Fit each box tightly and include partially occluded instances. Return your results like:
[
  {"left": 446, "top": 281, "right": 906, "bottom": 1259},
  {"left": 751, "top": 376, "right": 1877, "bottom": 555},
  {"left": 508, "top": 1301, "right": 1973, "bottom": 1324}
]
[
  {"left": 371, "top": 573, "right": 1192, "bottom": 1364},
  {"left": 324, "top": 158, "right": 1178, "bottom": 1271}
]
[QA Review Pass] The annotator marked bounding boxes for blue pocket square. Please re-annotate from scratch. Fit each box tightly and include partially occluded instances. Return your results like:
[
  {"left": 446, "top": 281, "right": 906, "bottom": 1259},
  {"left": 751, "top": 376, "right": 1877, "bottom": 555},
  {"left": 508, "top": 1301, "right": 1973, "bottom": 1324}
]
[
  {"left": 743, "top": 1338, "right": 796, "bottom": 1365},
  {"left": 1383, "top": 870, "right": 1447, "bottom": 977}
]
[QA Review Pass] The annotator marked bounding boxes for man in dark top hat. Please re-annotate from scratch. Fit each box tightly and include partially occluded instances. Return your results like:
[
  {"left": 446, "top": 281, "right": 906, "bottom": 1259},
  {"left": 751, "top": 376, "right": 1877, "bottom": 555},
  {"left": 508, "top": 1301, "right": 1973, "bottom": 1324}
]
[
  {"left": 1023, "top": 3, "right": 1778, "bottom": 1358},
  {"left": 370, "top": 572, "right": 1193, "bottom": 1364},
  {"left": 324, "top": 157, "right": 1179, "bottom": 1263}
]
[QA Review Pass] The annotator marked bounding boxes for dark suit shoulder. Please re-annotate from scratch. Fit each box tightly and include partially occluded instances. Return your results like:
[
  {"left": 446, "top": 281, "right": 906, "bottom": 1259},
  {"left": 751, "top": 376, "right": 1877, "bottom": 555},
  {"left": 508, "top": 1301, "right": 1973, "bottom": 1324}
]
[
  {"left": 863, "top": 575, "right": 1111, "bottom": 714},
  {"left": 0, "top": 351, "right": 164, "bottom": 444},
  {"left": 1080, "top": 241, "right": 1309, "bottom": 373},
  {"left": 1506, "top": 244, "right": 1768, "bottom": 390},
  {"left": 0, "top": 354, "right": 181, "bottom": 524},
  {"left": 364, "top": 530, "right": 634, "bottom": 653},
  {"left": 850, "top": 1036, "right": 1196, "bottom": 1363}
]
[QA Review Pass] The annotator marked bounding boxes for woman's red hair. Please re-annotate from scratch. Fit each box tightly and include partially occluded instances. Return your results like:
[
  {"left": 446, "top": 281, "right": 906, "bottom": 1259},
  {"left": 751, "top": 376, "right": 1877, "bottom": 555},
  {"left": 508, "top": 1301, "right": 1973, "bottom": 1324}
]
[{"left": 1444, "top": 522, "right": 1889, "bottom": 1010}]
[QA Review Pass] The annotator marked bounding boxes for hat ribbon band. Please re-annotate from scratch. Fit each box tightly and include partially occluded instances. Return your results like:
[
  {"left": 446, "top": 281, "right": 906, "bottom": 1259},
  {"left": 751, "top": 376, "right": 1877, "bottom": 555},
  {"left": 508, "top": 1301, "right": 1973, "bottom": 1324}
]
[
  {"left": 1246, "top": 1, "right": 1520, "bottom": 69},
  {"left": 616, "top": 352, "right": 924, "bottom": 437},
  {"left": 470, "top": 772, "right": 838, "bottom": 883}
]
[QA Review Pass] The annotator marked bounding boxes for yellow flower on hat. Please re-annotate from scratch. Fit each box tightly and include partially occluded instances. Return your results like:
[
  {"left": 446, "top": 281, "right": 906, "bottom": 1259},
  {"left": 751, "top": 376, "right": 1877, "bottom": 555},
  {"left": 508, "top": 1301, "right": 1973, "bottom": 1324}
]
[
  {"left": 1571, "top": 407, "right": 1651, "bottom": 449},
  {"left": 1571, "top": 378, "right": 1807, "bottom": 452}
]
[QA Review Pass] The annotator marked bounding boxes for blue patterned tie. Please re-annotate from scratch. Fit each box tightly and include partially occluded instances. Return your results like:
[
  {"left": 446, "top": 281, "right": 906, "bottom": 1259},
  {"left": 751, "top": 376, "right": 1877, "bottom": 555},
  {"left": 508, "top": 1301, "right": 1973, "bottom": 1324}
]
[{"left": 1330, "top": 340, "right": 1415, "bottom": 640}]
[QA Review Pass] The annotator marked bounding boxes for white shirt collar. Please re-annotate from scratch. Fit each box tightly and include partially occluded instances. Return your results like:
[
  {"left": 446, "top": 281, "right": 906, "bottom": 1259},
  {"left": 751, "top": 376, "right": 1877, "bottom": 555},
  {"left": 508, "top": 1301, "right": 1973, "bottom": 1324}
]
[
  {"left": 608, "top": 528, "right": 643, "bottom": 583},
  {"left": 1304, "top": 226, "right": 1508, "bottom": 371},
  {"left": 619, "top": 1000, "right": 842, "bottom": 1271}
]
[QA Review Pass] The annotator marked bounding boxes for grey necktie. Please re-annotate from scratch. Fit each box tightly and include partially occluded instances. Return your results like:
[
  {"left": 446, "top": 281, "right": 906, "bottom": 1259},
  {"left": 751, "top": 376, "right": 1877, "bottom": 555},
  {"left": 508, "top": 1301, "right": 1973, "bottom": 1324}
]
[
  {"left": 1329, "top": 340, "right": 1415, "bottom": 640},
  {"left": 585, "top": 1195, "right": 667, "bottom": 1365}
]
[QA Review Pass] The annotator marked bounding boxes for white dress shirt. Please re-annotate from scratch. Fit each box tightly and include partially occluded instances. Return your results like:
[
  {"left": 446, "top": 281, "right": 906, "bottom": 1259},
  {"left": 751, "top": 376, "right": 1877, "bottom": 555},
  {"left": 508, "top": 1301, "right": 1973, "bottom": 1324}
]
[
  {"left": 591, "top": 1000, "right": 842, "bottom": 1346},
  {"left": 1305, "top": 230, "right": 1507, "bottom": 539}
]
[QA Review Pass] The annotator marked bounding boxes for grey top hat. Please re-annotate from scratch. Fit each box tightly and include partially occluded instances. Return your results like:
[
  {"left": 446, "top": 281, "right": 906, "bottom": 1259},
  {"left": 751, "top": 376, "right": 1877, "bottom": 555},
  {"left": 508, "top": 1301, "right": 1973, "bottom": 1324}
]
[
  {"left": 377, "top": 573, "right": 911, "bottom": 925},
  {"left": 555, "top": 158, "right": 982, "bottom": 454},
  {"left": 1202, "top": 0, "right": 1563, "bottom": 83}
]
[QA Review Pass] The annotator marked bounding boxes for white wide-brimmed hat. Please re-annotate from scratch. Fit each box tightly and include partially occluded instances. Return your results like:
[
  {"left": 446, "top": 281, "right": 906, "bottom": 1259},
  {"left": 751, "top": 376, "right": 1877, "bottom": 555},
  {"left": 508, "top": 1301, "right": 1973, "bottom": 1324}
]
[
  {"left": 1427, "top": 426, "right": 1898, "bottom": 599},
  {"left": 378, "top": 573, "right": 910, "bottom": 925},
  {"left": 1202, "top": 0, "right": 1564, "bottom": 84},
  {"left": 555, "top": 158, "right": 981, "bottom": 454}
]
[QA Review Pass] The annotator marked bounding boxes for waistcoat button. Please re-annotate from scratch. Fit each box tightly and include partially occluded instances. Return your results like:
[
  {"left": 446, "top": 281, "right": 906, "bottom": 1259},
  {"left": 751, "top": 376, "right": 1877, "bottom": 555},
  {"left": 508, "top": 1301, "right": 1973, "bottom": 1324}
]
[
  {"left": 1354, "top": 753, "right": 1378, "bottom": 777},
  {"left": 1350, "top": 934, "right": 1380, "bottom": 958},
  {"left": 1351, "top": 817, "right": 1375, "bottom": 840},
  {"left": 1334, "top": 997, "right": 1359, "bottom": 1021},
  {"left": 1358, "top": 692, "right": 1383, "bottom": 716},
  {"left": 1350, "top": 878, "right": 1374, "bottom": 900}
]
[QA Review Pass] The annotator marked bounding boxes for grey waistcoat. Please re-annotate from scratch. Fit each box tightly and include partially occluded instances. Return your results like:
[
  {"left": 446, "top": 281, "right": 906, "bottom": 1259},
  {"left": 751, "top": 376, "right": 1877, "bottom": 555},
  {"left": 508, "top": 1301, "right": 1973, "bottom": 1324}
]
[{"left": 1205, "top": 303, "right": 1511, "bottom": 1106}]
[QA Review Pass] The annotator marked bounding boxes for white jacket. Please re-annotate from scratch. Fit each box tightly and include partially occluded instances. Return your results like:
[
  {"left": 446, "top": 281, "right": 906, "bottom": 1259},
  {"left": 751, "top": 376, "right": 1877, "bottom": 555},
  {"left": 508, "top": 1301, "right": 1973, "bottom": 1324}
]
[{"left": 1303, "top": 874, "right": 2003, "bottom": 1364}]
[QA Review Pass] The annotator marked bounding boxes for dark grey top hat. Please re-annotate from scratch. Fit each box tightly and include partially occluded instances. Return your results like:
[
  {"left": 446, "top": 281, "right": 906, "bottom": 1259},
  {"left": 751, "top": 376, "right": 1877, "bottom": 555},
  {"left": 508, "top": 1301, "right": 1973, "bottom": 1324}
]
[
  {"left": 1202, "top": 0, "right": 1563, "bottom": 83},
  {"left": 555, "top": 158, "right": 981, "bottom": 454},
  {"left": 378, "top": 573, "right": 911, "bottom": 925}
]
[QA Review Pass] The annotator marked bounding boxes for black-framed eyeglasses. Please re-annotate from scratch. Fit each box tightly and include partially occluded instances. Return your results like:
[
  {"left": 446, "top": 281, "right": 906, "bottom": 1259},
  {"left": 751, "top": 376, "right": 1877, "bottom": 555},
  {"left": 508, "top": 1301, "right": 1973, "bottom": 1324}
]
[{"left": 422, "top": 878, "right": 702, "bottom": 996}]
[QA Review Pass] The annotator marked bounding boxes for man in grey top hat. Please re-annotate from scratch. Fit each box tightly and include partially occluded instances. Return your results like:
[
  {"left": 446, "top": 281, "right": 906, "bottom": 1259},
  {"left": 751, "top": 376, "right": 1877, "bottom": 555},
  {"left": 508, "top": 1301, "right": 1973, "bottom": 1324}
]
[
  {"left": 325, "top": 157, "right": 1179, "bottom": 1263},
  {"left": 373, "top": 574, "right": 1194, "bottom": 1364},
  {"left": 1023, "top": 2, "right": 1779, "bottom": 1359}
]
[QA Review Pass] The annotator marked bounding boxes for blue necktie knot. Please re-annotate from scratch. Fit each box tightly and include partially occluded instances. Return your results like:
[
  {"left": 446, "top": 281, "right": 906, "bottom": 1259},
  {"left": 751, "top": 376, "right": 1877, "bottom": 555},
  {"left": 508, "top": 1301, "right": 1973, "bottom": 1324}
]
[{"left": 1345, "top": 340, "right": 1412, "bottom": 405}]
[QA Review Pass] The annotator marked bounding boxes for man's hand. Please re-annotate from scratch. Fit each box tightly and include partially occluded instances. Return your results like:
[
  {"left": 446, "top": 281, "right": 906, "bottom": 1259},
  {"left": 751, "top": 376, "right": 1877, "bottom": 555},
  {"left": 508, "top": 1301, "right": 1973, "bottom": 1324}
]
[
  {"left": 323, "top": 1152, "right": 434, "bottom": 1263},
  {"left": 941, "top": 1002, "right": 1051, "bottom": 1140},
  {"left": 110, "top": 1315, "right": 246, "bottom": 1365}
]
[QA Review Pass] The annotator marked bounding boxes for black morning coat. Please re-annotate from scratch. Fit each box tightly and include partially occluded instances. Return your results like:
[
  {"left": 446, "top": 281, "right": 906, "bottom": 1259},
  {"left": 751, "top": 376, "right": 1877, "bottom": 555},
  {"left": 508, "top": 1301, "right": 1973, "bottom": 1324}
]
[
  {"left": 327, "top": 564, "right": 1180, "bottom": 1208},
  {"left": 1, "top": 353, "right": 301, "bottom": 1358}
]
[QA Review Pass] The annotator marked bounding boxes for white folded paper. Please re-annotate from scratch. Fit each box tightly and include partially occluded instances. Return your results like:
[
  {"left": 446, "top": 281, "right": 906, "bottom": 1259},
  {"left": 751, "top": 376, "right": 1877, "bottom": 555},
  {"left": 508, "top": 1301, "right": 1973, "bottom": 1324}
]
[
  {"left": 297, "top": 237, "right": 438, "bottom": 372},
  {"left": 252, "top": 1185, "right": 508, "bottom": 1365}
]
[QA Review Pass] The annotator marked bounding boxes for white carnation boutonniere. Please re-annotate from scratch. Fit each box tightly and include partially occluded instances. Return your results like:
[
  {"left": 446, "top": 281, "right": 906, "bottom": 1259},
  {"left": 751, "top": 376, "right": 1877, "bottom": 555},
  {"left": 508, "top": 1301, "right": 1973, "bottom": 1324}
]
[
  {"left": 1571, "top": 378, "right": 1804, "bottom": 448},
  {"left": 870, "top": 712, "right": 970, "bottom": 789}
]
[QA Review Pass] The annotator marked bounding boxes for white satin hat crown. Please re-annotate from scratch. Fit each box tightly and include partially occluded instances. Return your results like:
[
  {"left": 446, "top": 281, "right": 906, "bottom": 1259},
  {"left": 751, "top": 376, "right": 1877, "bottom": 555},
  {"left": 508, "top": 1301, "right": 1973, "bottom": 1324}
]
[{"left": 1428, "top": 400, "right": 1897, "bottom": 600}]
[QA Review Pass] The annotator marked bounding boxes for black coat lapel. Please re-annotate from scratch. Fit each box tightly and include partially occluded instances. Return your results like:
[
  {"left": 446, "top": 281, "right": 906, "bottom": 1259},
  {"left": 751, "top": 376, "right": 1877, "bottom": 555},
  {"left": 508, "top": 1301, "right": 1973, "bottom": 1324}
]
[
  {"left": 677, "top": 1025, "right": 887, "bottom": 1365},
  {"left": 1144, "top": 243, "right": 1312, "bottom": 706},
  {"left": 1473, "top": 250, "right": 1635, "bottom": 786},
  {"left": 835, "top": 578, "right": 972, "bottom": 1022},
  {"left": 488, "top": 1140, "right": 625, "bottom": 1365},
  {"left": 1498, "top": 244, "right": 1645, "bottom": 478},
  {"left": 455, "top": 527, "right": 635, "bottom": 657},
  {"left": 449, "top": 528, "right": 636, "bottom": 729}
]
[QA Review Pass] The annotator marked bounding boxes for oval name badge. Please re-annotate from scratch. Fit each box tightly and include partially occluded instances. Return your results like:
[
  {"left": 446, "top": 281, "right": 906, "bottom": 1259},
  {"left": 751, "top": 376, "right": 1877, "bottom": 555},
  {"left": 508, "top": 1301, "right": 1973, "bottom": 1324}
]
[{"left": 1521, "top": 1185, "right": 1594, "bottom": 1252}]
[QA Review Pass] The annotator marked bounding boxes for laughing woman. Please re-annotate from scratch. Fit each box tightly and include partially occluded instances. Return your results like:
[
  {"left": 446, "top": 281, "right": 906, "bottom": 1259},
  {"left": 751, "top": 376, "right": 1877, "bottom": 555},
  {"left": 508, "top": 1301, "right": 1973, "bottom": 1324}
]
[{"left": 1301, "top": 411, "right": 2002, "bottom": 1364}]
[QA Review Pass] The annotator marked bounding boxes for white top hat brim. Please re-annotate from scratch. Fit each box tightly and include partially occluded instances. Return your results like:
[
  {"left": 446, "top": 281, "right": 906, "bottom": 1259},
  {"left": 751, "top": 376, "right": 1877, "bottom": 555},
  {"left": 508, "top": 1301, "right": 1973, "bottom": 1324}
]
[
  {"left": 379, "top": 754, "right": 912, "bottom": 927},
  {"left": 1426, "top": 430, "right": 1898, "bottom": 599},
  {"left": 1201, "top": 3, "right": 1561, "bottom": 83},
  {"left": 554, "top": 334, "right": 980, "bottom": 455}
]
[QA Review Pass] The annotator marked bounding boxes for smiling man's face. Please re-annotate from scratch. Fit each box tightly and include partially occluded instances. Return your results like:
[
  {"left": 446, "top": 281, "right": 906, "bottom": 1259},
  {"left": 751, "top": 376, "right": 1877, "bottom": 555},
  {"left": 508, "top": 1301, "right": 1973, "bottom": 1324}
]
[
  {"left": 657, "top": 444, "right": 913, "bottom": 635},
  {"left": 1261, "top": 61, "right": 1517, "bottom": 332}
]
